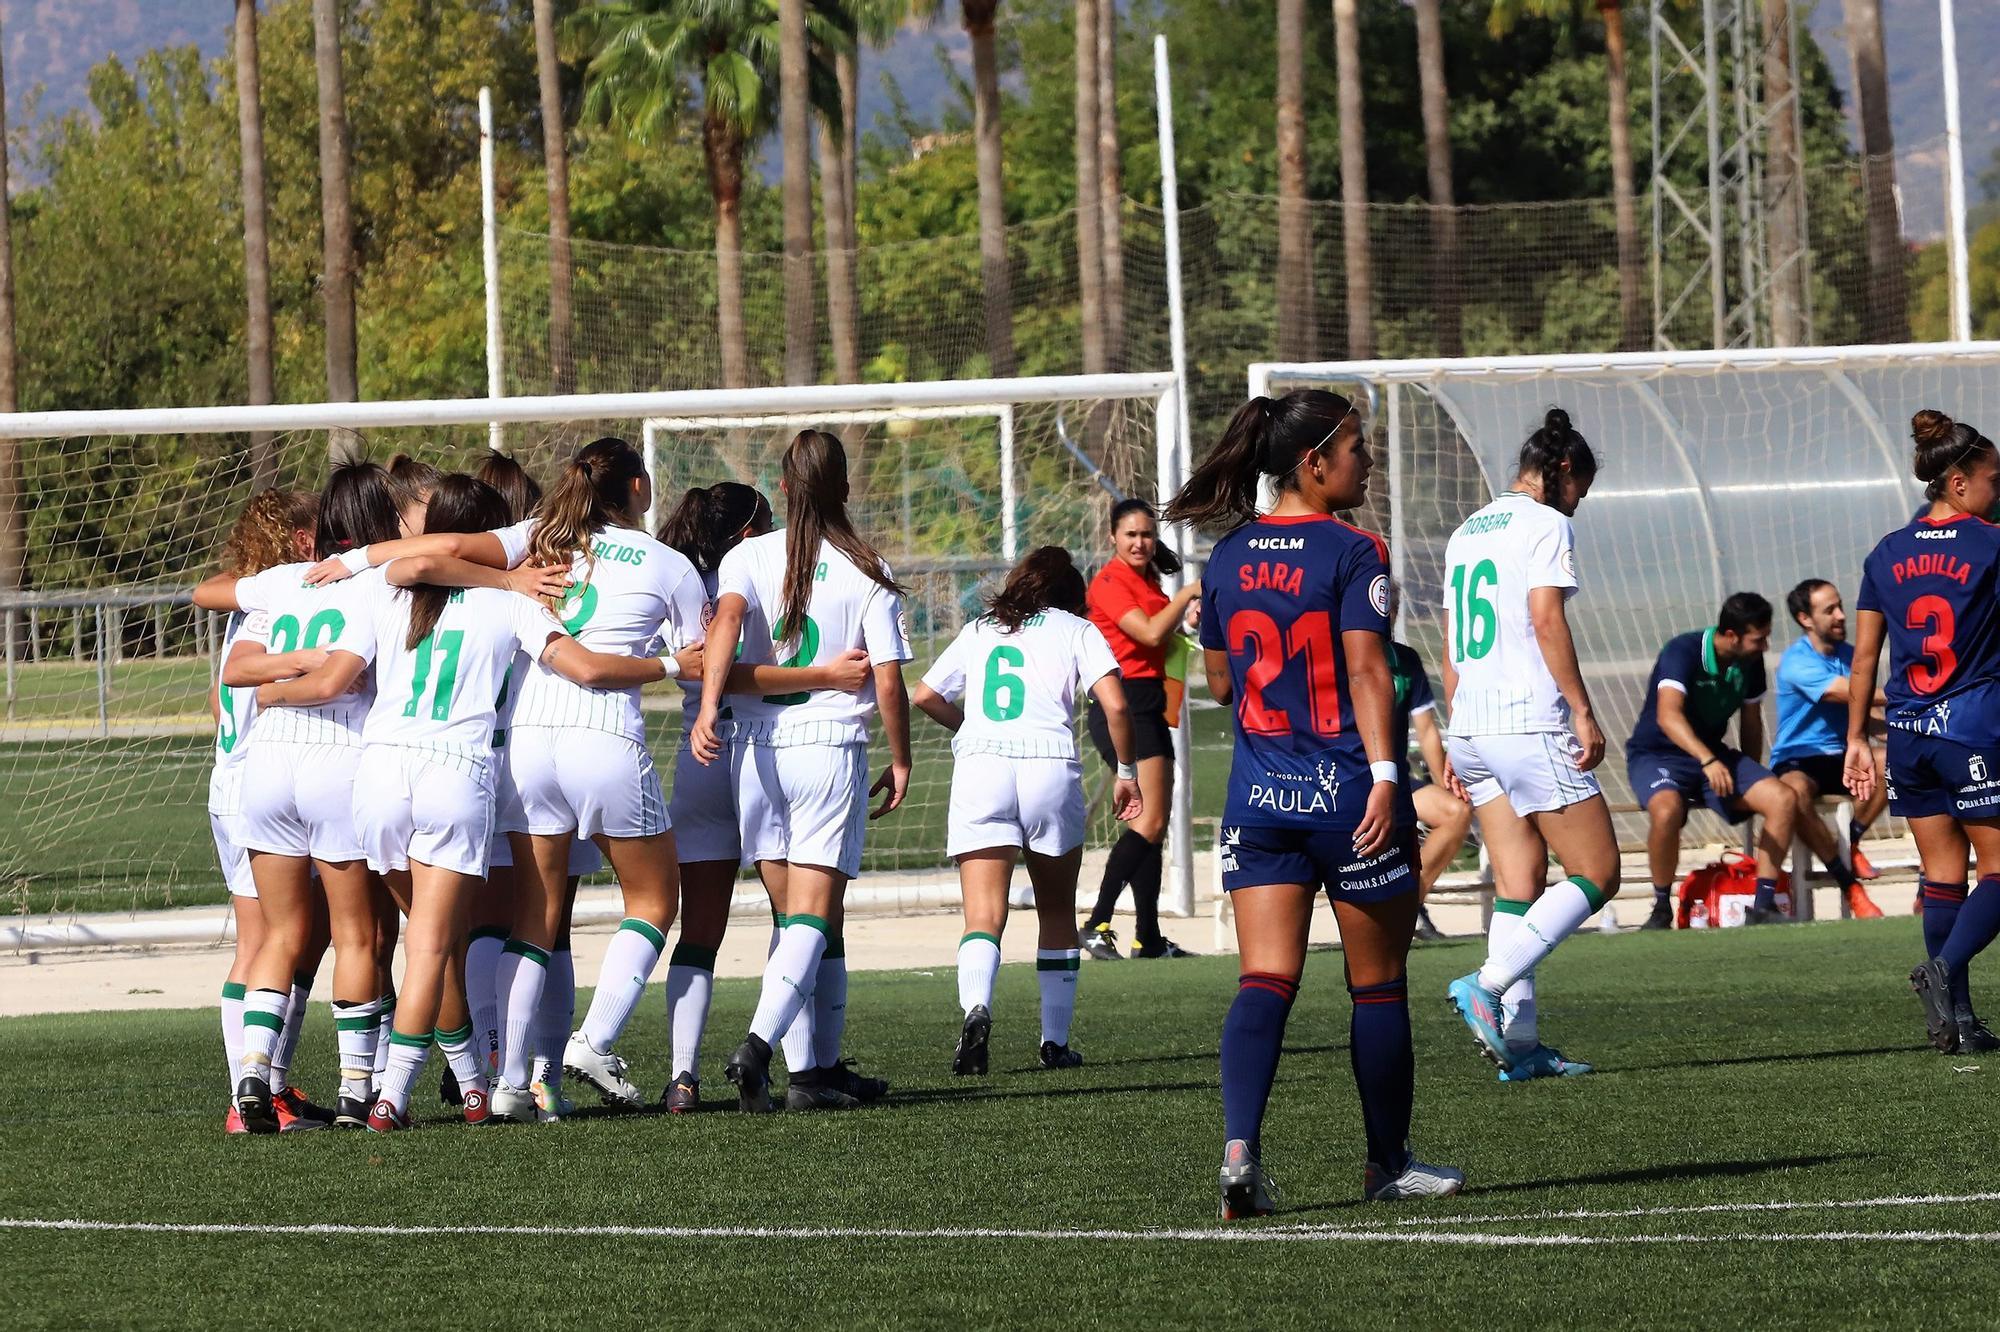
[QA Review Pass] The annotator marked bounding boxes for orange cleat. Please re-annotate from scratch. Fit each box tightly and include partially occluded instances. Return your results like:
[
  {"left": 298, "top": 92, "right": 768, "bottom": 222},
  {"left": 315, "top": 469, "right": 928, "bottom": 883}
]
[
  {"left": 1850, "top": 846, "right": 1880, "bottom": 881},
  {"left": 1847, "top": 885, "right": 1885, "bottom": 920},
  {"left": 225, "top": 1106, "right": 248, "bottom": 1136},
  {"left": 274, "top": 1086, "right": 334, "bottom": 1132},
  {"left": 460, "top": 1086, "right": 490, "bottom": 1126}
]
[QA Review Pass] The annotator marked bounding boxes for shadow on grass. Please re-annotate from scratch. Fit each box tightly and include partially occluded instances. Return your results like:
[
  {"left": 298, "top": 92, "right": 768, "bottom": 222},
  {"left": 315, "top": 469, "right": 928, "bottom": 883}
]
[{"left": 1606, "top": 1044, "right": 1920, "bottom": 1075}]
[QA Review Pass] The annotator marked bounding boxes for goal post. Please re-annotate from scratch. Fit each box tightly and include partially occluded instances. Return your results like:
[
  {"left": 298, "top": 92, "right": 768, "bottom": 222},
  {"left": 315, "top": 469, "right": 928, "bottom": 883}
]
[
  {"left": 1250, "top": 340, "right": 2000, "bottom": 850},
  {"left": 0, "top": 372, "right": 1201, "bottom": 931}
]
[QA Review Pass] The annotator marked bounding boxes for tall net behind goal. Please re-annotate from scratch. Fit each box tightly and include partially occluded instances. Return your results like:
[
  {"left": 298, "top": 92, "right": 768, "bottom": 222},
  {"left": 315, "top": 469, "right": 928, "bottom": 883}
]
[
  {"left": 1255, "top": 342, "right": 2000, "bottom": 850},
  {"left": 0, "top": 375, "right": 1189, "bottom": 925}
]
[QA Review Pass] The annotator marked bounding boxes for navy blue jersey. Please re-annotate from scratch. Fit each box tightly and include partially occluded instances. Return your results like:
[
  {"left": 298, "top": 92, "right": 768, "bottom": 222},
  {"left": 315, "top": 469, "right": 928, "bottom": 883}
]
[
  {"left": 1857, "top": 511, "right": 2000, "bottom": 746},
  {"left": 1199, "top": 514, "right": 1406, "bottom": 830},
  {"left": 1627, "top": 629, "right": 1767, "bottom": 755}
]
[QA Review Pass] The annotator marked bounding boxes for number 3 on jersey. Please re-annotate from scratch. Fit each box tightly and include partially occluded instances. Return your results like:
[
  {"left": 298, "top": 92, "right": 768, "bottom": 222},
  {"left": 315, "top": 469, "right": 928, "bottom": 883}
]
[
  {"left": 1447, "top": 560, "right": 1497, "bottom": 662},
  {"left": 1906, "top": 594, "right": 1957, "bottom": 695}
]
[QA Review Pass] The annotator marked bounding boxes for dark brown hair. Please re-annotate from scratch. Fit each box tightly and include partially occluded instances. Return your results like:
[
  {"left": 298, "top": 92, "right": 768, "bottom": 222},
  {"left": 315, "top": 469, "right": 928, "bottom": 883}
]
[
  {"left": 777, "top": 430, "right": 903, "bottom": 639},
  {"left": 476, "top": 452, "right": 544, "bottom": 523},
  {"left": 220, "top": 489, "right": 319, "bottom": 576},
  {"left": 1518, "top": 407, "right": 1597, "bottom": 504},
  {"left": 1913, "top": 408, "right": 1997, "bottom": 501},
  {"left": 986, "top": 546, "right": 1088, "bottom": 632},
  {"left": 1164, "top": 389, "right": 1355, "bottom": 530},
  {"left": 530, "top": 436, "right": 647, "bottom": 607},
  {"left": 657, "top": 481, "right": 771, "bottom": 575},
  {"left": 315, "top": 463, "right": 404, "bottom": 560},
  {"left": 407, "top": 474, "right": 511, "bottom": 650}
]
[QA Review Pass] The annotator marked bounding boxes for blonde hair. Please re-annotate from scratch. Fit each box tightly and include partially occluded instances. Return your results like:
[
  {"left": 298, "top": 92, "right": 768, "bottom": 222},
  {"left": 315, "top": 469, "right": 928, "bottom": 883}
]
[{"left": 219, "top": 489, "right": 318, "bottom": 575}]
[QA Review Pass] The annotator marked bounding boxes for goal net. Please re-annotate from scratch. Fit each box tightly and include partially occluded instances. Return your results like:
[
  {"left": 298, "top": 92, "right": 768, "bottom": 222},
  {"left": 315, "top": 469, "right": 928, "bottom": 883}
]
[
  {"left": 1253, "top": 341, "right": 2000, "bottom": 852},
  {"left": 0, "top": 374, "right": 1198, "bottom": 931}
]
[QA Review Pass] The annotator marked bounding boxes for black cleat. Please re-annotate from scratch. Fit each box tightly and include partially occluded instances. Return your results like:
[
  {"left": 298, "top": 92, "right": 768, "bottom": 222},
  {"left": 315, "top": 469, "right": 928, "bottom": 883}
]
[
  {"left": 1038, "top": 1040, "right": 1084, "bottom": 1070},
  {"left": 952, "top": 1005, "right": 992, "bottom": 1076},
  {"left": 824, "top": 1057, "right": 889, "bottom": 1103},
  {"left": 234, "top": 1075, "right": 279, "bottom": 1135},
  {"left": 1132, "top": 936, "right": 1197, "bottom": 959},
  {"left": 1640, "top": 902, "right": 1675, "bottom": 931},
  {"left": 1413, "top": 908, "right": 1445, "bottom": 942},
  {"left": 662, "top": 1071, "right": 700, "bottom": 1114},
  {"left": 1745, "top": 905, "right": 1793, "bottom": 926},
  {"left": 1911, "top": 958, "right": 1959, "bottom": 1052},
  {"left": 334, "top": 1094, "right": 371, "bottom": 1129},
  {"left": 1080, "top": 923, "right": 1123, "bottom": 960},
  {"left": 784, "top": 1070, "right": 861, "bottom": 1111},
  {"left": 723, "top": 1035, "right": 773, "bottom": 1113},
  {"left": 1956, "top": 1012, "right": 2000, "bottom": 1054},
  {"left": 439, "top": 1067, "right": 463, "bottom": 1107}
]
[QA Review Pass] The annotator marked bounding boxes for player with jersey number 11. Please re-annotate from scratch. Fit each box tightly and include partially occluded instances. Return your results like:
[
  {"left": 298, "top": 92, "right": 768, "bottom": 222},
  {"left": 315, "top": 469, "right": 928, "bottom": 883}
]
[{"left": 1166, "top": 389, "right": 1462, "bottom": 1219}]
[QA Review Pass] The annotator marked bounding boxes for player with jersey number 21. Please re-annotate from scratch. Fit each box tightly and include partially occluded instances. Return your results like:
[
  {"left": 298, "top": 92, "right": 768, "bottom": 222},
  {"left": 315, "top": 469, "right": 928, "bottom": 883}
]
[
  {"left": 1165, "top": 389, "right": 1462, "bottom": 1219},
  {"left": 1848, "top": 410, "right": 2000, "bottom": 1056}
]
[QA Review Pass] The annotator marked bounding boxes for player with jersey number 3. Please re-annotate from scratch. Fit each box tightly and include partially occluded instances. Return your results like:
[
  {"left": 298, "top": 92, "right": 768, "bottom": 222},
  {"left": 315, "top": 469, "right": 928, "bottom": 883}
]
[
  {"left": 1848, "top": 410, "right": 2000, "bottom": 1056},
  {"left": 1166, "top": 389, "right": 1462, "bottom": 1219},
  {"left": 1438, "top": 409, "right": 1619, "bottom": 1081}
]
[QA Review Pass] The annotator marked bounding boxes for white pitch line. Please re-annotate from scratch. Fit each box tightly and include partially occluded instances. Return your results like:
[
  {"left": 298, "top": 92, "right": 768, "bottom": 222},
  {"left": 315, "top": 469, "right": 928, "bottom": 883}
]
[
  {"left": 6, "top": 1218, "right": 2000, "bottom": 1248},
  {"left": 1398, "top": 1191, "right": 2000, "bottom": 1229}
]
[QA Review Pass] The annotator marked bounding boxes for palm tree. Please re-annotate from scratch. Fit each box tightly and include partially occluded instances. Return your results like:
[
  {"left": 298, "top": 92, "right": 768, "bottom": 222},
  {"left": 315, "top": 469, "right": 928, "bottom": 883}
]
[
  {"left": 1074, "top": 0, "right": 1105, "bottom": 376},
  {"left": 0, "top": 14, "right": 19, "bottom": 631},
  {"left": 1332, "top": 0, "right": 1373, "bottom": 359},
  {"left": 1096, "top": 0, "right": 1124, "bottom": 372},
  {"left": 1842, "top": 0, "right": 1906, "bottom": 343},
  {"left": 1489, "top": 0, "right": 1645, "bottom": 351},
  {"left": 312, "top": 0, "right": 360, "bottom": 458},
  {"left": 1413, "top": 0, "right": 1460, "bottom": 357},
  {"left": 963, "top": 0, "right": 1014, "bottom": 376},
  {"left": 233, "top": 0, "right": 277, "bottom": 487},
  {"left": 1274, "top": 0, "right": 1313, "bottom": 361},
  {"left": 533, "top": 0, "right": 577, "bottom": 395},
  {"left": 780, "top": 0, "right": 816, "bottom": 385}
]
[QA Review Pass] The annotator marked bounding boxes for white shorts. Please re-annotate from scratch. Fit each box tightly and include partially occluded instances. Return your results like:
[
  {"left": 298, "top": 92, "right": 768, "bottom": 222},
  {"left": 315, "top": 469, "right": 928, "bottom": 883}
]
[
  {"left": 733, "top": 741, "right": 869, "bottom": 879},
  {"left": 353, "top": 747, "right": 494, "bottom": 879},
  {"left": 500, "top": 726, "right": 668, "bottom": 840},
  {"left": 486, "top": 830, "right": 603, "bottom": 877},
  {"left": 946, "top": 755, "right": 1086, "bottom": 859},
  {"left": 210, "top": 813, "right": 257, "bottom": 899},
  {"left": 670, "top": 742, "right": 741, "bottom": 865},
  {"left": 235, "top": 742, "right": 367, "bottom": 863},
  {"left": 1446, "top": 732, "right": 1603, "bottom": 817}
]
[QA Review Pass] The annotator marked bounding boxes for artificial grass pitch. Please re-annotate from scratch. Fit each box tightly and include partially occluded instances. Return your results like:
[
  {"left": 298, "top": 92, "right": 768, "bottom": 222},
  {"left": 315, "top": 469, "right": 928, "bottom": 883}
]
[{"left": 6, "top": 917, "right": 2000, "bottom": 1329}]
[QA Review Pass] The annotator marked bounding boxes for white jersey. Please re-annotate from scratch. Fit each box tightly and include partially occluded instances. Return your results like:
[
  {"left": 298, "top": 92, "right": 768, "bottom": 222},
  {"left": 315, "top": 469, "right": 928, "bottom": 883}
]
[
  {"left": 207, "top": 609, "right": 269, "bottom": 817},
  {"left": 1440, "top": 490, "right": 1579, "bottom": 736},
  {"left": 920, "top": 610, "right": 1118, "bottom": 760},
  {"left": 236, "top": 562, "right": 385, "bottom": 747},
  {"left": 358, "top": 579, "right": 566, "bottom": 778},
  {"left": 718, "top": 530, "right": 912, "bottom": 747},
  {"left": 679, "top": 568, "right": 720, "bottom": 728},
  {"left": 496, "top": 517, "right": 707, "bottom": 743}
]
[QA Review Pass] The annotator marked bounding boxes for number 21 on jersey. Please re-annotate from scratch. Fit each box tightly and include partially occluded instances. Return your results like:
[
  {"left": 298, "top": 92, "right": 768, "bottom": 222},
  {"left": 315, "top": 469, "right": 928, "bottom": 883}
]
[{"left": 1227, "top": 610, "right": 1340, "bottom": 736}]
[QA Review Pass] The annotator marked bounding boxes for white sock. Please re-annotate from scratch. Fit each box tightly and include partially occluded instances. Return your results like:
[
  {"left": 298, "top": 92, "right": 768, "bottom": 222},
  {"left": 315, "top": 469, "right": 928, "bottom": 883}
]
[
  {"left": 435, "top": 1023, "right": 489, "bottom": 1096},
  {"left": 1036, "top": 948, "right": 1080, "bottom": 1045},
  {"left": 957, "top": 932, "right": 1002, "bottom": 1015},
  {"left": 379, "top": 1031, "right": 430, "bottom": 1115},
  {"left": 372, "top": 992, "right": 397, "bottom": 1078},
  {"left": 666, "top": 945, "right": 717, "bottom": 1079},
  {"left": 1487, "top": 907, "right": 1539, "bottom": 1055},
  {"left": 780, "top": 1001, "right": 816, "bottom": 1072},
  {"left": 751, "top": 917, "right": 829, "bottom": 1046},
  {"left": 580, "top": 920, "right": 665, "bottom": 1052},
  {"left": 466, "top": 929, "right": 507, "bottom": 1070},
  {"left": 534, "top": 948, "right": 574, "bottom": 1092},
  {"left": 811, "top": 948, "right": 848, "bottom": 1069},
  {"left": 1477, "top": 879, "right": 1602, "bottom": 994},
  {"left": 499, "top": 941, "right": 549, "bottom": 1089},
  {"left": 334, "top": 995, "right": 383, "bottom": 1101},
  {"left": 221, "top": 982, "right": 247, "bottom": 1097},
  {"left": 270, "top": 977, "right": 310, "bottom": 1094}
]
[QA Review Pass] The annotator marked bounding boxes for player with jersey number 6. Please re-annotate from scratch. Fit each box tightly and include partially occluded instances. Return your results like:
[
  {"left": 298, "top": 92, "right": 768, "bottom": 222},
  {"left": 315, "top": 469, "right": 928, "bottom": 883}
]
[
  {"left": 692, "top": 430, "right": 915, "bottom": 1113},
  {"left": 910, "top": 546, "right": 1143, "bottom": 1076},
  {"left": 1438, "top": 410, "right": 1618, "bottom": 1081}
]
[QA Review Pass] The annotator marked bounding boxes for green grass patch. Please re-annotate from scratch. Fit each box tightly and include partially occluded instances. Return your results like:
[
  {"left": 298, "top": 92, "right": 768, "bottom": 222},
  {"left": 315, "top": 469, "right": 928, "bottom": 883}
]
[{"left": 3, "top": 659, "right": 213, "bottom": 723}]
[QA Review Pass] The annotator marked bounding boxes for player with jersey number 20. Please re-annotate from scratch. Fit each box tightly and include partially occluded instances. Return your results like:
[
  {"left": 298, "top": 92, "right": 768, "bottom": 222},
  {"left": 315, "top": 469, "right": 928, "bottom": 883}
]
[{"left": 1166, "top": 389, "right": 1462, "bottom": 1219}]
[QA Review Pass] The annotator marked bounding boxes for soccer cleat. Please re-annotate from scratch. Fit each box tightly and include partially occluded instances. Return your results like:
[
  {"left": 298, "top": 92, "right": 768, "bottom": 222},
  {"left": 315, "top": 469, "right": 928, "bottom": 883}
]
[
  {"left": 1745, "top": 905, "right": 1793, "bottom": 926},
  {"left": 1846, "top": 885, "right": 1885, "bottom": 920},
  {"left": 824, "top": 1057, "right": 889, "bottom": 1103},
  {"left": 563, "top": 1032, "right": 643, "bottom": 1108},
  {"left": 662, "top": 1071, "right": 700, "bottom": 1114},
  {"left": 439, "top": 1067, "right": 463, "bottom": 1107},
  {"left": 224, "top": 1106, "right": 248, "bottom": 1136},
  {"left": 1640, "top": 901, "right": 1675, "bottom": 931},
  {"left": 952, "top": 1005, "right": 992, "bottom": 1076},
  {"left": 234, "top": 1075, "right": 279, "bottom": 1135},
  {"left": 531, "top": 1078, "right": 575, "bottom": 1123},
  {"left": 1446, "top": 973, "right": 1513, "bottom": 1070},
  {"left": 333, "top": 1094, "right": 371, "bottom": 1130},
  {"left": 784, "top": 1071, "right": 861, "bottom": 1112},
  {"left": 1132, "top": 936, "right": 1196, "bottom": 959},
  {"left": 1911, "top": 958, "right": 1959, "bottom": 1053},
  {"left": 460, "top": 1086, "right": 491, "bottom": 1126},
  {"left": 365, "top": 1098, "right": 412, "bottom": 1133},
  {"left": 1413, "top": 908, "right": 1445, "bottom": 942},
  {"left": 1851, "top": 846, "right": 1880, "bottom": 881},
  {"left": 488, "top": 1081, "right": 538, "bottom": 1124},
  {"left": 273, "top": 1087, "right": 334, "bottom": 1133},
  {"left": 1080, "top": 924, "right": 1123, "bottom": 961},
  {"left": 1218, "top": 1139, "right": 1278, "bottom": 1220},
  {"left": 1364, "top": 1150, "right": 1465, "bottom": 1202},
  {"left": 1038, "top": 1040, "right": 1084, "bottom": 1070},
  {"left": 1497, "top": 1044, "right": 1593, "bottom": 1081},
  {"left": 724, "top": 1035, "right": 774, "bottom": 1113},
  {"left": 1955, "top": 1013, "right": 2000, "bottom": 1054}
]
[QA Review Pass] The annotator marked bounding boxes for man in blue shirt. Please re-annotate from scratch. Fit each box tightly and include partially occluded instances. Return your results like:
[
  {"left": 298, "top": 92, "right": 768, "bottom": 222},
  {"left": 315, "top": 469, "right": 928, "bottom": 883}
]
[{"left": 1773, "top": 579, "right": 1887, "bottom": 915}]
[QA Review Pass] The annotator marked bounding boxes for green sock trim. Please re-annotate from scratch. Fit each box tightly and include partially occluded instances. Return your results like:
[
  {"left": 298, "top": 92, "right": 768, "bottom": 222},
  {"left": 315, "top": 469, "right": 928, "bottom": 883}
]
[
  {"left": 670, "top": 943, "right": 718, "bottom": 970},
  {"left": 961, "top": 931, "right": 1001, "bottom": 948},
  {"left": 618, "top": 917, "right": 668, "bottom": 951},
  {"left": 824, "top": 934, "right": 846, "bottom": 961},
  {"left": 1493, "top": 898, "right": 1531, "bottom": 917},
  {"left": 771, "top": 907, "right": 785, "bottom": 928},
  {"left": 786, "top": 913, "right": 830, "bottom": 937},
  {"left": 388, "top": 1030, "right": 430, "bottom": 1049},
  {"left": 334, "top": 1015, "right": 375, "bottom": 1033},
  {"left": 1568, "top": 875, "right": 1608, "bottom": 913},
  {"left": 1036, "top": 957, "right": 1083, "bottom": 971},
  {"left": 434, "top": 1024, "right": 473, "bottom": 1044},
  {"left": 221, "top": 982, "right": 247, "bottom": 1001},
  {"left": 243, "top": 1010, "right": 284, "bottom": 1031},
  {"left": 469, "top": 925, "right": 508, "bottom": 942},
  {"left": 502, "top": 939, "right": 550, "bottom": 966},
  {"left": 378, "top": 992, "right": 396, "bottom": 1012}
]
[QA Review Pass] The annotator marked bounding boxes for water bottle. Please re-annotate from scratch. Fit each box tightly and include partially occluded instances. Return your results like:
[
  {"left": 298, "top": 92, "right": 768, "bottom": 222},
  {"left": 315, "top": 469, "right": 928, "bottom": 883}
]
[{"left": 1689, "top": 898, "right": 1709, "bottom": 930}]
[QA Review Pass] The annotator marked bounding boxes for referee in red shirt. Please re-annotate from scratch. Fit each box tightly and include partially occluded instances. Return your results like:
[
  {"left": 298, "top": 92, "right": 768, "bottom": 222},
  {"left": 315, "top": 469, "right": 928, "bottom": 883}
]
[{"left": 1081, "top": 498, "right": 1200, "bottom": 959}]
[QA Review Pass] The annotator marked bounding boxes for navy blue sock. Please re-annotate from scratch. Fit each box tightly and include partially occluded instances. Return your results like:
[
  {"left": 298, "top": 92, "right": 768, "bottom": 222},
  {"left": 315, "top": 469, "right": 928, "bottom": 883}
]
[
  {"left": 1348, "top": 978, "right": 1414, "bottom": 1175},
  {"left": 1753, "top": 877, "right": 1778, "bottom": 911},
  {"left": 1940, "top": 876, "right": 2000, "bottom": 976},
  {"left": 1220, "top": 973, "right": 1297, "bottom": 1156},
  {"left": 1924, "top": 881, "right": 1972, "bottom": 1013},
  {"left": 1849, "top": 820, "right": 1868, "bottom": 850}
]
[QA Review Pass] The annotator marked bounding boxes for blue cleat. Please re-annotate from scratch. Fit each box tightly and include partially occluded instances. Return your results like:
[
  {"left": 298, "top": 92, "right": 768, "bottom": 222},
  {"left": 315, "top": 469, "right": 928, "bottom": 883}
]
[
  {"left": 1496, "top": 1044, "right": 1593, "bottom": 1081},
  {"left": 1446, "top": 973, "right": 1513, "bottom": 1070}
]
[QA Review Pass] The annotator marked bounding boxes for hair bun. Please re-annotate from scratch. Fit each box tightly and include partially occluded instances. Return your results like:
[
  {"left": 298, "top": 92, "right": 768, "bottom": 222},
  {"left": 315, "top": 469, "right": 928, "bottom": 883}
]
[
  {"left": 1913, "top": 408, "right": 1957, "bottom": 447},
  {"left": 1544, "top": 407, "right": 1572, "bottom": 437}
]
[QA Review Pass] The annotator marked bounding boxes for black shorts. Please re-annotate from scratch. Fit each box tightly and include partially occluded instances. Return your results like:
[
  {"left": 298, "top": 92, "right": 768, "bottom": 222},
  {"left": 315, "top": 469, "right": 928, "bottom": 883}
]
[
  {"left": 1088, "top": 675, "right": 1174, "bottom": 767},
  {"left": 1773, "top": 752, "right": 1845, "bottom": 796}
]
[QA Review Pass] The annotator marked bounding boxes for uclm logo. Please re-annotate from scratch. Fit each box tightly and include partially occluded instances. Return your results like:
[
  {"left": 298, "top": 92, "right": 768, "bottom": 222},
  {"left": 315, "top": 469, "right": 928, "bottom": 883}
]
[{"left": 1913, "top": 528, "right": 1958, "bottom": 540}]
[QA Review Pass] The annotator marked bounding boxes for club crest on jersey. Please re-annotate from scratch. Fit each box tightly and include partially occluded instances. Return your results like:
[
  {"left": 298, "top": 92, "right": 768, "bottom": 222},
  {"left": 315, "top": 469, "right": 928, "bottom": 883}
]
[
  {"left": 1369, "top": 574, "right": 1391, "bottom": 617},
  {"left": 1562, "top": 548, "right": 1577, "bottom": 577},
  {"left": 1973, "top": 755, "right": 1989, "bottom": 784}
]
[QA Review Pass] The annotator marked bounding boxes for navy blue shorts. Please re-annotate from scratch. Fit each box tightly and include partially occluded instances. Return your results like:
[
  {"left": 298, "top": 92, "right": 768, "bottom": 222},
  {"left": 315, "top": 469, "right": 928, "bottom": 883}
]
[
  {"left": 1773, "top": 752, "right": 1846, "bottom": 796},
  {"left": 1885, "top": 731, "right": 2000, "bottom": 821},
  {"left": 1218, "top": 824, "right": 1418, "bottom": 902},
  {"left": 1625, "top": 746, "right": 1772, "bottom": 825}
]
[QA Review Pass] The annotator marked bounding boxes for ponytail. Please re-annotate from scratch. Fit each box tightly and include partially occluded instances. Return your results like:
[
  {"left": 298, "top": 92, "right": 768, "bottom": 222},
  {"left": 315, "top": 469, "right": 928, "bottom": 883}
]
[
  {"left": 1165, "top": 389, "right": 1355, "bottom": 531},
  {"left": 985, "top": 546, "right": 1088, "bottom": 632},
  {"left": 777, "top": 430, "right": 904, "bottom": 641},
  {"left": 529, "top": 437, "right": 647, "bottom": 606},
  {"left": 656, "top": 481, "right": 771, "bottom": 575},
  {"left": 1516, "top": 408, "right": 1597, "bottom": 505},
  {"left": 407, "top": 475, "right": 511, "bottom": 650}
]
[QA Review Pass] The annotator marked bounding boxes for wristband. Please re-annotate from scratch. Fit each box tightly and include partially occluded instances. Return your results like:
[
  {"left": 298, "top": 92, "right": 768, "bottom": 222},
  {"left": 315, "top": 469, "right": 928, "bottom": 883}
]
[
  {"left": 1115, "top": 761, "right": 1138, "bottom": 781},
  {"left": 1370, "top": 761, "right": 1400, "bottom": 785},
  {"left": 659, "top": 654, "right": 682, "bottom": 681},
  {"left": 1700, "top": 756, "right": 1720, "bottom": 769},
  {"left": 337, "top": 546, "right": 372, "bottom": 575}
]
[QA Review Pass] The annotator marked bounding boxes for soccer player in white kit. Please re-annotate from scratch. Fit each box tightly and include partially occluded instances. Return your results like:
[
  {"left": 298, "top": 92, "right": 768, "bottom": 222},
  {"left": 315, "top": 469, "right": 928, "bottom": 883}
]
[
  {"left": 692, "top": 430, "right": 915, "bottom": 1113},
  {"left": 1439, "top": 409, "right": 1621, "bottom": 1080},
  {"left": 910, "top": 546, "right": 1142, "bottom": 1074}
]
